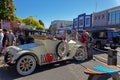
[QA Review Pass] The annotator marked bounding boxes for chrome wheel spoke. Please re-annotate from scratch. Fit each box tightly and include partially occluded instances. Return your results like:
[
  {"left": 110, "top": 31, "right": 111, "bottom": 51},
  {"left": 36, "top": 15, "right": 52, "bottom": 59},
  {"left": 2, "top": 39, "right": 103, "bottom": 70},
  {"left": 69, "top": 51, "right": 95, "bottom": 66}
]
[{"left": 17, "top": 55, "right": 37, "bottom": 75}]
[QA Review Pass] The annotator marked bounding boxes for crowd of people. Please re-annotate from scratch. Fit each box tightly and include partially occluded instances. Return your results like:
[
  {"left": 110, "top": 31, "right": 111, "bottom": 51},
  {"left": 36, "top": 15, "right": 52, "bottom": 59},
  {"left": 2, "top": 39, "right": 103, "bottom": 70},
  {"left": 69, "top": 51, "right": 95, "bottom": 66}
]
[
  {"left": 0, "top": 29, "right": 35, "bottom": 55},
  {"left": 54, "top": 29, "right": 92, "bottom": 44},
  {"left": 0, "top": 29, "right": 14, "bottom": 52}
]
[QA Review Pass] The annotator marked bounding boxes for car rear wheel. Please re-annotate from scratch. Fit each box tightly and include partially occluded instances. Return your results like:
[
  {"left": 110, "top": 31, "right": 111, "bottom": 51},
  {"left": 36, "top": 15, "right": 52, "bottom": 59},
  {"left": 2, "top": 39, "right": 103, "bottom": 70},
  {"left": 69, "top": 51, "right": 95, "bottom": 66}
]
[
  {"left": 16, "top": 55, "right": 36, "bottom": 76},
  {"left": 74, "top": 47, "right": 86, "bottom": 61}
]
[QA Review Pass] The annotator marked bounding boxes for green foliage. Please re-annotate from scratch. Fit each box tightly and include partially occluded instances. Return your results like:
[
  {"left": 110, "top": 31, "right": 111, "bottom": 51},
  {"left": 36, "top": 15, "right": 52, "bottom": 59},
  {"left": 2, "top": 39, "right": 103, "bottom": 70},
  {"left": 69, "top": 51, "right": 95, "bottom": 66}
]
[
  {"left": 16, "top": 17, "right": 23, "bottom": 23},
  {"left": 39, "top": 20, "right": 44, "bottom": 26},
  {"left": 0, "top": 0, "right": 16, "bottom": 21},
  {"left": 22, "top": 16, "right": 44, "bottom": 30},
  {"left": 49, "top": 25, "right": 52, "bottom": 31},
  {"left": 0, "top": 0, "right": 44, "bottom": 30}
]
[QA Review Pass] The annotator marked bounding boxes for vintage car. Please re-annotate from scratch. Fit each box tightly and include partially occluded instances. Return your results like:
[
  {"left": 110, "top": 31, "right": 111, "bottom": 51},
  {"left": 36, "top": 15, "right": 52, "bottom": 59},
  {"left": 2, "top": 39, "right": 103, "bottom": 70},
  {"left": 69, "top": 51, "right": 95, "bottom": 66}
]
[{"left": 1, "top": 35, "right": 88, "bottom": 76}]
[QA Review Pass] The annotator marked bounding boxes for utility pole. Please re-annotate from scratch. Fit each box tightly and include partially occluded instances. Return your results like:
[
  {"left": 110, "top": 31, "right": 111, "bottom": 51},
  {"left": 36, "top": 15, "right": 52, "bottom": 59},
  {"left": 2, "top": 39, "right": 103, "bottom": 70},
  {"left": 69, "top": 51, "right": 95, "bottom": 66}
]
[{"left": 95, "top": 1, "right": 98, "bottom": 12}]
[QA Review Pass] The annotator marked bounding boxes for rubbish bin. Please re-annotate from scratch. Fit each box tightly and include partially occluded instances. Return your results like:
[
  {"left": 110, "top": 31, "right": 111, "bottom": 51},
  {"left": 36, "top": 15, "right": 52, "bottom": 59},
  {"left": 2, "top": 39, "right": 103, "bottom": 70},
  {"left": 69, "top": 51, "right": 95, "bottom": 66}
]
[
  {"left": 107, "top": 49, "right": 117, "bottom": 65},
  {"left": 87, "top": 43, "right": 93, "bottom": 60}
]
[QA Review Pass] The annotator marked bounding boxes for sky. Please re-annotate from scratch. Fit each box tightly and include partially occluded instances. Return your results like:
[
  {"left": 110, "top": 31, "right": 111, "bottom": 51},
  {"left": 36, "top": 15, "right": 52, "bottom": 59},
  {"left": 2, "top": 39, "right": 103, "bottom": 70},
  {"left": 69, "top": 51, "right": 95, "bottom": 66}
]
[{"left": 14, "top": 0, "right": 120, "bottom": 29}]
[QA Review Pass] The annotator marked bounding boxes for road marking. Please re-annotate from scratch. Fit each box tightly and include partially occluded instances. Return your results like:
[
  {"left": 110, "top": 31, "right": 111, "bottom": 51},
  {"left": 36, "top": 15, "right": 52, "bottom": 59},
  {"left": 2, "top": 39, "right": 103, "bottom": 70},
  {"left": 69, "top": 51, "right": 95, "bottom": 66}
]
[{"left": 94, "top": 55, "right": 120, "bottom": 68}]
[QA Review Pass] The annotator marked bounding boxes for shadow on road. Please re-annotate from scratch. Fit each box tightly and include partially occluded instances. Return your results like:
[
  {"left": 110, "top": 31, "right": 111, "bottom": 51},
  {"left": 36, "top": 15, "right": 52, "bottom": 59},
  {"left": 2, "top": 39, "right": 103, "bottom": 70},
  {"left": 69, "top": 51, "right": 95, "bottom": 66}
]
[
  {"left": 0, "top": 59, "right": 111, "bottom": 80},
  {"left": 0, "top": 60, "right": 75, "bottom": 80}
]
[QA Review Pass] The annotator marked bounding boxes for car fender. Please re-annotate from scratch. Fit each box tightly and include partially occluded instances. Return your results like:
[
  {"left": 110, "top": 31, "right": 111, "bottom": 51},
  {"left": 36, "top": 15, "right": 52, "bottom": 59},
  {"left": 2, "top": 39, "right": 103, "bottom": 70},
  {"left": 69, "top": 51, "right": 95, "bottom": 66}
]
[
  {"left": 2, "top": 46, "right": 22, "bottom": 55},
  {"left": 68, "top": 44, "right": 83, "bottom": 58},
  {"left": 11, "top": 50, "right": 39, "bottom": 64}
]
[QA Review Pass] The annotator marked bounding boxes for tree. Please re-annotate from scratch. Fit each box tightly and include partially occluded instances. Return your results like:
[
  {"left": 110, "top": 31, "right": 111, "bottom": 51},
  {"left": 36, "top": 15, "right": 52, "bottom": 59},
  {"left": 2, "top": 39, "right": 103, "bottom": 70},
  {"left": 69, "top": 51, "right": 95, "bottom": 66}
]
[
  {"left": 16, "top": 17, "right": 23, "bottom": 23},
  {"left": 0, "top": 0, "right": 16, "bottom": 21},
  {"left": 39, "top": 20, "right": 44, "bottom": 26},
  {"left": 22, "top": 16, "right": 44, "bottom": 30}
]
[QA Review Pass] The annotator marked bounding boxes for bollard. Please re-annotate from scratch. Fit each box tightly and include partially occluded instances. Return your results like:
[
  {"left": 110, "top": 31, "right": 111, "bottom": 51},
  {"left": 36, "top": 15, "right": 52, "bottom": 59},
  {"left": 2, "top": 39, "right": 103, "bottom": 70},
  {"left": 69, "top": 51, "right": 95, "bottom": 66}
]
[
  {"left": 107, "top": 49, "right": 117, "bottom": 66},
  {"left": 87, "top": 43, "right": 93, "bottom": 60}
]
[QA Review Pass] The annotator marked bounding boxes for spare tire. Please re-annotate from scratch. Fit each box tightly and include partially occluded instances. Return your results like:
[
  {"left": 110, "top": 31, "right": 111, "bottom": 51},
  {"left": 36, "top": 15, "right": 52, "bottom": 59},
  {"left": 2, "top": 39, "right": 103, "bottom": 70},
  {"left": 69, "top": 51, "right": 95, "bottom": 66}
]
[{"left": 56, "top": 41, "right": 69, "bottom": 57}]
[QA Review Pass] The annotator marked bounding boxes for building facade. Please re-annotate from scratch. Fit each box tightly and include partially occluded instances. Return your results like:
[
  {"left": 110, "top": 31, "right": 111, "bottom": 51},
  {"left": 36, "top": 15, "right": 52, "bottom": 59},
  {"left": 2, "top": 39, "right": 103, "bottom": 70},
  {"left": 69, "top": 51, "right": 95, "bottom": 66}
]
[
  {"left": 108, "top": 6, "right": 120, "bottom": 27},
  {"left": 51, "top": 20, "right": 73, "bottom": 28},
  {"left": 93, "top": 11, "right": 108, "bottom": 27},
  {"left": 73, "top": 13, "right": 92, "bottom": 30},
  {"left": 73, "top": 18, "right": 78, "bottom": 29},
  {"left": 0, "top": 20, "right": 20, "bottom": 30},
  {"left": 93, "top": 6, "right": 120, "bottom": 29},
  {"left": 50, "top": 20, "right": 73, "bottom": 33}
]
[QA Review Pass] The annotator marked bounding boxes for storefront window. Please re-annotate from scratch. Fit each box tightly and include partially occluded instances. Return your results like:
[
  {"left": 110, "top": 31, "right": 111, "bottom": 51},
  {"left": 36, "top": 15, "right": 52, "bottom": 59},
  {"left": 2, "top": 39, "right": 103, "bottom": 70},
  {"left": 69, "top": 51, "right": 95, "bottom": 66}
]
[
  {"left": 102, "top": 14, "right": 105, "bottom": 19},
  {"left": 86, "top": 18, "right": 90, "bottom": 25},
  {"left": 80, "top": 19, "right": 83, "bottom": 26},
  {"left": 108, "top": 10, "right": 120, "bottom": 24},
  {"left": 94, "top": 16, "right": 97, "bottom": 20}
]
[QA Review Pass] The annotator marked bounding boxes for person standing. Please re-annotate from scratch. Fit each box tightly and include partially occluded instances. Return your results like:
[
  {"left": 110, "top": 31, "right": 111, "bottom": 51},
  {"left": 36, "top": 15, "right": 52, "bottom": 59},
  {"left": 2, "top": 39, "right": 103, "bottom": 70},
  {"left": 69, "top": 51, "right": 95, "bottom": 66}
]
[
  {"left": 75, "top": 29, "right": 79, "bottom": 43},
  {"left": 80, "top": 30, "right": 90, "bottom": 59},
  {"left": 0, "top": 29, "right": 4, "bottom": 53},
  {"left": 8, "top": 30, "right": 15, "bottom": 46},
  {"left": 2, "top": 29, "right": 9, "bottom": 49}
]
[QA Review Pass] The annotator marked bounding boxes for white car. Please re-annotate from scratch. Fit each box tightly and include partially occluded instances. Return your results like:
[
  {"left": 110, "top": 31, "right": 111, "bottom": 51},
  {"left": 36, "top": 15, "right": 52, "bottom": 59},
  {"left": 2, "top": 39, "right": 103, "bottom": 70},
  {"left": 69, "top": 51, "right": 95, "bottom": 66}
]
[{"left": 1, "top": 36, "right": 87, "bottom": 76}]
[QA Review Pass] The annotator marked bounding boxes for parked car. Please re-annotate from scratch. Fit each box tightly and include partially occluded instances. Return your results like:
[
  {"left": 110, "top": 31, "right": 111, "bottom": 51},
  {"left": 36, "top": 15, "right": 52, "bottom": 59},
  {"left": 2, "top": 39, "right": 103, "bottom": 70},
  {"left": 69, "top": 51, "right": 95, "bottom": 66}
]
[
  {"left": 90, "top": 28, "right": 120, "bottom": 49},
  {"left": 55, "top": 27, "right": 72, "bottom": 40},
  {"left": 1, "top": 35, "right": 88, "bottom": 76}
]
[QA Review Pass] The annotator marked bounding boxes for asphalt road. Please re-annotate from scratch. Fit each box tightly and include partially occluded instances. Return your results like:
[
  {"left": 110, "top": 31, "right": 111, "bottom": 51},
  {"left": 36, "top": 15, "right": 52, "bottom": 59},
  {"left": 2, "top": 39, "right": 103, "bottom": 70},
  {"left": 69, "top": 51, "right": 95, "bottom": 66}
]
[
  {"left": 0, "top": 58, "right": 113, "bottom": 80},
  {"left": 0, "top": 48, "right": 119, "bottom": 80}
]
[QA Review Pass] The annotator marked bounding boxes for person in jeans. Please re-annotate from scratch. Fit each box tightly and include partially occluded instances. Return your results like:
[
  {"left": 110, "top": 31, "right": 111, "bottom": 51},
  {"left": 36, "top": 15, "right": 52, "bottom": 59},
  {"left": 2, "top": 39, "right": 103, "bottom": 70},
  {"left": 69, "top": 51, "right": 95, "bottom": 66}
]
[{"left": 2, "top": 29, "right": 9, "bottom": 49}]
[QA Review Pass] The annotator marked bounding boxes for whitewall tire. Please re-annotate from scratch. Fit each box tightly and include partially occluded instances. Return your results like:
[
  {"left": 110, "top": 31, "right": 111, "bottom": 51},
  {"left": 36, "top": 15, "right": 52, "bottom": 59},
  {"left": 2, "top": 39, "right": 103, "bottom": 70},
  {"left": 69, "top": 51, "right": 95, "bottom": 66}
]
[
  {"left": 56, "top": 41, "right": 69, "bottom": 57},
  {"left": 16, "top": 55, "right": 36, "bottom": 76},
  {"left": 74, "top": 47, "right": 86, "bottom": 61}
]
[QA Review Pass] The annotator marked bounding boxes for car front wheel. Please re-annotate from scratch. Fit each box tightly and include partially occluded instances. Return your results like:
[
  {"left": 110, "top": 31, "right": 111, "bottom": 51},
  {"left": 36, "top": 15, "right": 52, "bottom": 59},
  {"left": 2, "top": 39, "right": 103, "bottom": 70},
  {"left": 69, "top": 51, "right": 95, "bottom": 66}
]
[{"left": 16, "top": 55, "right": 36, "bottom": 76}]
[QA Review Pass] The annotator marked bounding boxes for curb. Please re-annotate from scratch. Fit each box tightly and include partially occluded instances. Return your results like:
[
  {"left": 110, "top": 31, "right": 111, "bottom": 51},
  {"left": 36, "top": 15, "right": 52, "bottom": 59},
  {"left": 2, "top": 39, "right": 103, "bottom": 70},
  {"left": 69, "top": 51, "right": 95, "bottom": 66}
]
[{"left": 94, "top": 55, "right": 120, "bottom": 68}]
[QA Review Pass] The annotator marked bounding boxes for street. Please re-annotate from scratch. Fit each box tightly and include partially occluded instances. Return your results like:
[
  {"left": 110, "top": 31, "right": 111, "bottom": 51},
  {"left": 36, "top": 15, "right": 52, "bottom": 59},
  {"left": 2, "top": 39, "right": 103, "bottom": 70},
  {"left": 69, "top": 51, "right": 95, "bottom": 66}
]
[{"left": 0, "top": 47, "right": 119, "bottom": 80}]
